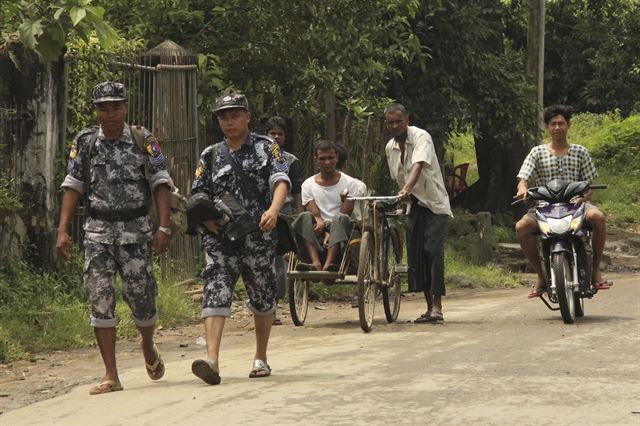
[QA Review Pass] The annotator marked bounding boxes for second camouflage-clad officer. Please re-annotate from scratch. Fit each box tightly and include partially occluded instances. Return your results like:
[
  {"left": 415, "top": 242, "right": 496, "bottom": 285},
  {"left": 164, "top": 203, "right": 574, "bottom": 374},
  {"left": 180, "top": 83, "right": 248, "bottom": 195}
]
[{"left": 190, "top": 94, "right": 290, "bottom": 384}]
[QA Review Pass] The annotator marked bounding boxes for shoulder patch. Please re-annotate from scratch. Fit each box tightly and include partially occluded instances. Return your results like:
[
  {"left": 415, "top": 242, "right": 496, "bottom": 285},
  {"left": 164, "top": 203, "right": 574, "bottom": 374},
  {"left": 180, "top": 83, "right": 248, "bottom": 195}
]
[
  {"left": 69, "top": 143, "right": 79, "bottom": 160},
  {"left": 195, "top": 159, "right": 205, "bottom": 178},
  {"left": 145, "top": 135, "right": 161, "bottom": 156},
  {"left": 271, "top": 142, "right": 282, "bottom": 162},
  {"left": 144, "top": 135, "right": 165, "bottom": 166}
]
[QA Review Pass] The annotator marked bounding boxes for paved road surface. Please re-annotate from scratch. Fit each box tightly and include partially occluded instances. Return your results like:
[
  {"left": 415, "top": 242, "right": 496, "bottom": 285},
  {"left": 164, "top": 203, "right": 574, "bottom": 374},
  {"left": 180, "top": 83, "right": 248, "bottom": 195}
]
[{"left": 2, "top": 273, "right": 638, "bottom": 425}]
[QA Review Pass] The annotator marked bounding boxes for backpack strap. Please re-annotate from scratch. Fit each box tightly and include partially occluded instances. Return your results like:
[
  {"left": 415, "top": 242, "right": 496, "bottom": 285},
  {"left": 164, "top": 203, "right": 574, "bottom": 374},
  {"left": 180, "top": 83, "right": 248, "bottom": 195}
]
[
  {"left": 210, "top": 142, "right": 221, "bottom": 172},
  {"left": 130, "top": 125, "right": 149, "bottom": 180},
  {"left": 82, "top": 129, "right": 100, "bottom": 210}
]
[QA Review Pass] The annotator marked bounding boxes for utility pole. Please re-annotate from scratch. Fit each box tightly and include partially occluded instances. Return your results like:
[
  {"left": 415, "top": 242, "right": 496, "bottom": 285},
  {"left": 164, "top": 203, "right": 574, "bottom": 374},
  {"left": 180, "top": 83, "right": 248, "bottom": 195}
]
[{"left": 527, "top": 0, "right": 545, "bottom": 144}]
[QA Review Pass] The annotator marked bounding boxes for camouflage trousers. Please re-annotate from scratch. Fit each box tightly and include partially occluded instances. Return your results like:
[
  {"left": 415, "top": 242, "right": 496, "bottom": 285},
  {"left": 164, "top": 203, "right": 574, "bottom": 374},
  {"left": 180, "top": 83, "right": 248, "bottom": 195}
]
[
  {"left": 292, "top": 211, "right": 353, "bottom": 263},
  {"left": 83, "top": 240, "right": 158, "bottom": 328},
  {"left": 201, "top": 230, "right": 277, "bottom": 318}
]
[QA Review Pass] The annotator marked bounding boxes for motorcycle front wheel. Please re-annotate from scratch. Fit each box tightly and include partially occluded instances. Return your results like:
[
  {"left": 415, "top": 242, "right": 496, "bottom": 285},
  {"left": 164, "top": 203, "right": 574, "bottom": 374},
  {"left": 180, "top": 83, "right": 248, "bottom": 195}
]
[
  {"left": 553, "top": 252, "right": 576, "bottom": 324},
  {"left": 574, "top": 293, "right": 585, "bottom": 318}
]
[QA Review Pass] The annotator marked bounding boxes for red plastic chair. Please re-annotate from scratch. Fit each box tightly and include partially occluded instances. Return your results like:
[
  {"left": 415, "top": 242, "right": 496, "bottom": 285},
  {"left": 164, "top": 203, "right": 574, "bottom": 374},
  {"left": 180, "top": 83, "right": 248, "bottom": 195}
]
[{"left": 447, "top": 163, "right": 469, "bottom": 198}]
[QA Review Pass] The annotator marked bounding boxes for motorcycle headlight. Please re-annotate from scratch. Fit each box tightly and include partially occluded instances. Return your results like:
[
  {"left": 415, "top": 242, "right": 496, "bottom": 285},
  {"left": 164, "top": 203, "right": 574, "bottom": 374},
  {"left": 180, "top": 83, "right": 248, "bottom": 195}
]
[
  {"left": 539, "top": 222, "right": 551, "bottom": 234},
  {"left": 547, "top": 216, "right": 572, "bottom": 234},
  {"left": 570, "top": 217, "right": 583, "bottom": 231}
]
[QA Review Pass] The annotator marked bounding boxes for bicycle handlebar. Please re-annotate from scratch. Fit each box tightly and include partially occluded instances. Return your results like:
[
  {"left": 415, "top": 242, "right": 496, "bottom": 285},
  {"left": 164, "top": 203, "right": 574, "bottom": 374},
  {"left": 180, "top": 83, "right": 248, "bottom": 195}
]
[{"left": 345, "top": 195, "right": 402, "bottom": 202}]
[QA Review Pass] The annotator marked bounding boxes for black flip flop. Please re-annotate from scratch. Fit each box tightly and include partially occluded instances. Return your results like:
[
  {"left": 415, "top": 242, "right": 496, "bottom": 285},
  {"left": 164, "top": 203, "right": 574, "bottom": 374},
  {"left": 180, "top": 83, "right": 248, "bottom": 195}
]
[
  {"left": 414, "top": 314, "right": 437, "bottom": 323},
  {"left": 326, "top": 263, "right": 340, "bottom": 272},
  {"left": 296, "top": 262, "right": 313, "bottom": 271},
  {"left": 192, "top": 359, "right": 221, "bottom": 385}
]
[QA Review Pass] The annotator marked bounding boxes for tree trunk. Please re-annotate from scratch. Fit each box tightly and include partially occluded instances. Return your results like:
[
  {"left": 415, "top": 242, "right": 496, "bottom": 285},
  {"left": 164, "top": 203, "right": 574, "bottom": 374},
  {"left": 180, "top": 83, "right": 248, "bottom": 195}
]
[
  {"left": 324, "top": 90, "right": 337, "bottom": 142},
  {"left": 454, "top": 121, "right": 526, "bottom": 216},
  {"left": 360, "top": 116, "right": 374, "bottom": 186},
  {"left": 341, "top": 110, "right": 352, "bottom": 146}
]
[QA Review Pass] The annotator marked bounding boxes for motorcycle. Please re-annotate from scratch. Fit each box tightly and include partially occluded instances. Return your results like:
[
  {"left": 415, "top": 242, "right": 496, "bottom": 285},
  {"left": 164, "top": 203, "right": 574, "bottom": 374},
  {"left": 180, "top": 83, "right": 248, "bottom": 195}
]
[{"left": 514, "top": 179, "right": 607, "bottom": 324}]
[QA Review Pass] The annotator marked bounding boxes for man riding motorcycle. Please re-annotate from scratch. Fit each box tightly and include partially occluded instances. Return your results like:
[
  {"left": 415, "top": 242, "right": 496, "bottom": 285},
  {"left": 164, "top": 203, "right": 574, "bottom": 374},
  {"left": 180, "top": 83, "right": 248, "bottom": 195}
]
[{"left": 515, "top": 105, "right": 611, "bottom": 298}]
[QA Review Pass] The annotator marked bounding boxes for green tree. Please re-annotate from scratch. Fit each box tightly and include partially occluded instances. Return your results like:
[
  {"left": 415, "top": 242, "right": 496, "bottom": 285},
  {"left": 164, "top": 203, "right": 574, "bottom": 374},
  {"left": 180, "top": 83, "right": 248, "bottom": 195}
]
[
  {"left": 96, "top": 0, "right": 421, "bottom": 155},
  {"left": 390, "top": 0, "right": 536, "bottom": 213},
  {"left": 1, "top": 0, "right": 118, "bottom": 63},
  {"left": 543, "top": 0, "right": 640, "bottom": 114}
]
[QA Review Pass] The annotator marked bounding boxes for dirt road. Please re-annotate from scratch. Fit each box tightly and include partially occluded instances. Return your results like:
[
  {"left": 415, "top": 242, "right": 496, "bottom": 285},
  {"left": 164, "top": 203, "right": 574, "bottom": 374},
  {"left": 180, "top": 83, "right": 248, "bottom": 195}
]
[{"left": 1, "top": 272, "right": 638, "bottom": 425}]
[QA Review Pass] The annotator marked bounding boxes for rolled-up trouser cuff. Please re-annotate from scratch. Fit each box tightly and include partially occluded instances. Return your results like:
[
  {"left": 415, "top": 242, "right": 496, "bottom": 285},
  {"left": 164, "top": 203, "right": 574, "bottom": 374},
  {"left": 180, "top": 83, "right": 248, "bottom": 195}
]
[
  {"left": 202, "top": 307, "right": 231, "bottom": 318},
  {"left": 132, "top": 311, "right": 158, "bottom": 327},
  {"left": 246, "top": 299, "right": 276, "bottom": 316},
  {"left": 90, "top": 315, "right": 119, "bottom": 328}
]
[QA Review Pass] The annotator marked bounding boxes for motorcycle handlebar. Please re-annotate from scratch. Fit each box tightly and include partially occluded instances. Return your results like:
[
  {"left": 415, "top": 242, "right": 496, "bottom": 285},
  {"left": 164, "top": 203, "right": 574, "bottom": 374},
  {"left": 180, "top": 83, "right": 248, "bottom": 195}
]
[{"left": 510, "top": 183, "right": 607, "bottom": 206}]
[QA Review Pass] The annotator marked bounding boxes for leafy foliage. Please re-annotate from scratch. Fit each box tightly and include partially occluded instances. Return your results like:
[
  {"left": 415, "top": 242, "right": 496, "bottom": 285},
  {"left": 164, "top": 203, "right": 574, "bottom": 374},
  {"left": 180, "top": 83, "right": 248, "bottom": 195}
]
[
  {"left": 394, "top": 1, "right": 535, "bottom": 143},
  {"left": 1, "top": 0, "right": 118, "bottom": 63},
  {"left": 64, "top": 35, "right": 146, "bottom": 141},
  {"left": 95, "top": 0, "right": 422, "bottom": 138},
  {"left": 0, "top": 177, "right": 23, "bottom": 217},
  {"left": 544, "top": 0, "right": 640, "bottom": 115}
]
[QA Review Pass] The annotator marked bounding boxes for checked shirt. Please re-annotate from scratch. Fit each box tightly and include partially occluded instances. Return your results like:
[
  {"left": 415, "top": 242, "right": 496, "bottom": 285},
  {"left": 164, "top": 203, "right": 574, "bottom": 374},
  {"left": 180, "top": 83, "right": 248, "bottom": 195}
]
[{"left": 517, "top": 143, "right": 598, "bottom": 187}]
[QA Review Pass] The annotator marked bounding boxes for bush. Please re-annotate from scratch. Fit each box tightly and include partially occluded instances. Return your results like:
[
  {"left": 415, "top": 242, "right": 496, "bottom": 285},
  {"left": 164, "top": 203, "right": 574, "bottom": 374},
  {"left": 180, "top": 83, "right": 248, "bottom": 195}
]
[
  {"left": 590, "top": 115, "right": 640, "bottom": 171},
  {"left": 0, "top": 251, "right": 199, "bottom": 362},
  {"left": 569, "top": 112, "right": 640, "bottom": 226}
]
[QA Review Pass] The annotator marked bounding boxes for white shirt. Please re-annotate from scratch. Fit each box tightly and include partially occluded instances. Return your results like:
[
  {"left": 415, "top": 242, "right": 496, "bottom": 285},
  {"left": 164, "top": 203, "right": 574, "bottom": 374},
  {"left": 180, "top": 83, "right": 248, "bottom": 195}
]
[
  {"left": 301, "top": 172, "right": 360, "bottom": 221},
  {"left": 385, "top": 126, "right": 452, "bottom": 216}
]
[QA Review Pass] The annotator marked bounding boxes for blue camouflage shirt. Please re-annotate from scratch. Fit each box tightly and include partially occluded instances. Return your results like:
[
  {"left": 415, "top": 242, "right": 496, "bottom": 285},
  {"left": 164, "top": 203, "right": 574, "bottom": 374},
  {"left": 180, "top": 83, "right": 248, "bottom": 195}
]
[
  {"left": 61, "top": 124, "right": 174, "bottom": 244},
  {"left": 192, "top": 133, "right": 290, "bottom": 224}
]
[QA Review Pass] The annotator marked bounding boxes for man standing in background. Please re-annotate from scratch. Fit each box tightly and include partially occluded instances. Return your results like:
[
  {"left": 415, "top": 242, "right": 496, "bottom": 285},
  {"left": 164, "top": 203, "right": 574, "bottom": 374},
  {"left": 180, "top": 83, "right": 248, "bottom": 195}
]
[{"left": 384, "top": 103, "right": 452, "bottom": 323}]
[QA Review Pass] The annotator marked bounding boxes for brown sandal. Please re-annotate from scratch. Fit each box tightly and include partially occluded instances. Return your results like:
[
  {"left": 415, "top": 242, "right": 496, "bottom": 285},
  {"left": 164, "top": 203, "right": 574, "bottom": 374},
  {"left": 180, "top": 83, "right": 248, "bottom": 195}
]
[
  {"left": 145, "top": 344, "right": 165, "bottom": 380},
  {"left": 89, "top": 379, "right": 123, "bottom": 395},
  {"left": 414, "top": 310, "right": 435, "bottom": 323}
]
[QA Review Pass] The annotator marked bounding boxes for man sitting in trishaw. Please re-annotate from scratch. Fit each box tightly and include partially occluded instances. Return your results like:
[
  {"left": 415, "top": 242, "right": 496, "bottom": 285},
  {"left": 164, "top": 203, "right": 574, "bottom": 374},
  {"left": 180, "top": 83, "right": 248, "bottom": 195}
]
[{"left": 292, "top": 140, "right": 366, "bottom": 272}]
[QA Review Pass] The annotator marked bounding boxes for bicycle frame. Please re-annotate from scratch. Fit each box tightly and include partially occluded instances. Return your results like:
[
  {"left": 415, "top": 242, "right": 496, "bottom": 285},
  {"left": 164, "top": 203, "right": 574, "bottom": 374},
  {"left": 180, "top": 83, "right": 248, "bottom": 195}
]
[{"left": 347, "top": 195, "right": 400, "bottom": 285}]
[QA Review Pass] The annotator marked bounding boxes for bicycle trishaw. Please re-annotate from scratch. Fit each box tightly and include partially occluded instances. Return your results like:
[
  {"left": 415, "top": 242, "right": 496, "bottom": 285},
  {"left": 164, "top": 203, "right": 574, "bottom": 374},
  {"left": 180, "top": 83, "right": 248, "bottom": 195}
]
[{"left": 286, "top": 194, "right": 407, "bottom": 332}]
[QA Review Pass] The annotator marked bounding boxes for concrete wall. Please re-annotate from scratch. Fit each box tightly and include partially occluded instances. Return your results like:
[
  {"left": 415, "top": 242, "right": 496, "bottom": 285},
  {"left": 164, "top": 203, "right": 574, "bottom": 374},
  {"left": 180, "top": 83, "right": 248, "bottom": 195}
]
[{"left": 0, "top": 49, "right": 66, "bottom": 267}]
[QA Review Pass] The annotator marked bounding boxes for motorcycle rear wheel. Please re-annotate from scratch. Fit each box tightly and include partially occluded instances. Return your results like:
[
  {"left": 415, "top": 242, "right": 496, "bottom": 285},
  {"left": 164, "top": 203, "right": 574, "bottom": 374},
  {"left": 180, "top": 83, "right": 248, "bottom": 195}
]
[{"left": 553, "top": 252, "right": 576, "bottom": 324}]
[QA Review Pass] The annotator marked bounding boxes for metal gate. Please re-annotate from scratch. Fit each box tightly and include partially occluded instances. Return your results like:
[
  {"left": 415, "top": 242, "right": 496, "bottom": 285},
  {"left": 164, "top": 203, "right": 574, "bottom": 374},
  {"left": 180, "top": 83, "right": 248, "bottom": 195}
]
[
  {"left": 123, "top": 41, "right": 201, "bottom": 281},
  {"left": 69, "top": 40, "right": 202, "bottom": 281}
]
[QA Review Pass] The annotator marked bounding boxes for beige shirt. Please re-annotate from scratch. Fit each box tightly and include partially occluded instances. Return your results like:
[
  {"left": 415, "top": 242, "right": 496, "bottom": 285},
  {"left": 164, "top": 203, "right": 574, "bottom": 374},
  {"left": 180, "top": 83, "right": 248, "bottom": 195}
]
[{"left": 385, "top": 126, "right": 452, "bottom": 217}]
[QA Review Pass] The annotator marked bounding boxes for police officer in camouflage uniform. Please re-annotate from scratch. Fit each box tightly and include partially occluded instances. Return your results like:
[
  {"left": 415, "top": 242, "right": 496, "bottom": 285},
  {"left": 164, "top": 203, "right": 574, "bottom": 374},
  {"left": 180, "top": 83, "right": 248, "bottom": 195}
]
[
  {"left": 190, "top": 94, "right": 290, "bottom": 385},
  {"left": 56, "top": 81, "right": 174, "bottom": 395}
]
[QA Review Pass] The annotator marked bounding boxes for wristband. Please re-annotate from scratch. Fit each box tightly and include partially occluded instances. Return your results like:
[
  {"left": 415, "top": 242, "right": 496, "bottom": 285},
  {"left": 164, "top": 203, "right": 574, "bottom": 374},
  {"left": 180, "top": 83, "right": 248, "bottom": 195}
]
[{"left": 158, "top": 226, "right": 172, "bottom": 235}]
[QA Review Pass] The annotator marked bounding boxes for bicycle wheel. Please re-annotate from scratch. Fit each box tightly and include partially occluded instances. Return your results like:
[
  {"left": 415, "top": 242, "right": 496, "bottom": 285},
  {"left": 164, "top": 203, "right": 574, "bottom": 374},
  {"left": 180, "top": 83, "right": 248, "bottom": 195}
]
[
  {"left": 382, "top": 226, "right": 402, "bottom": 323},
  {"left": 288, "top": 277, "right": 309, "bottom": 326},
  {"left": 357, "top": 230, "right": 375, "bottom": 332}
]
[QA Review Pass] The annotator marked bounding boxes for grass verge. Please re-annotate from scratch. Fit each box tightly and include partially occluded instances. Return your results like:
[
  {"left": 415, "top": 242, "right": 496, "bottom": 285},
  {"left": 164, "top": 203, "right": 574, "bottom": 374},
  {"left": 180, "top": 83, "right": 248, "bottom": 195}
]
[{"left": 0, "top": 254, "right": 199, "bottom": 363}]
